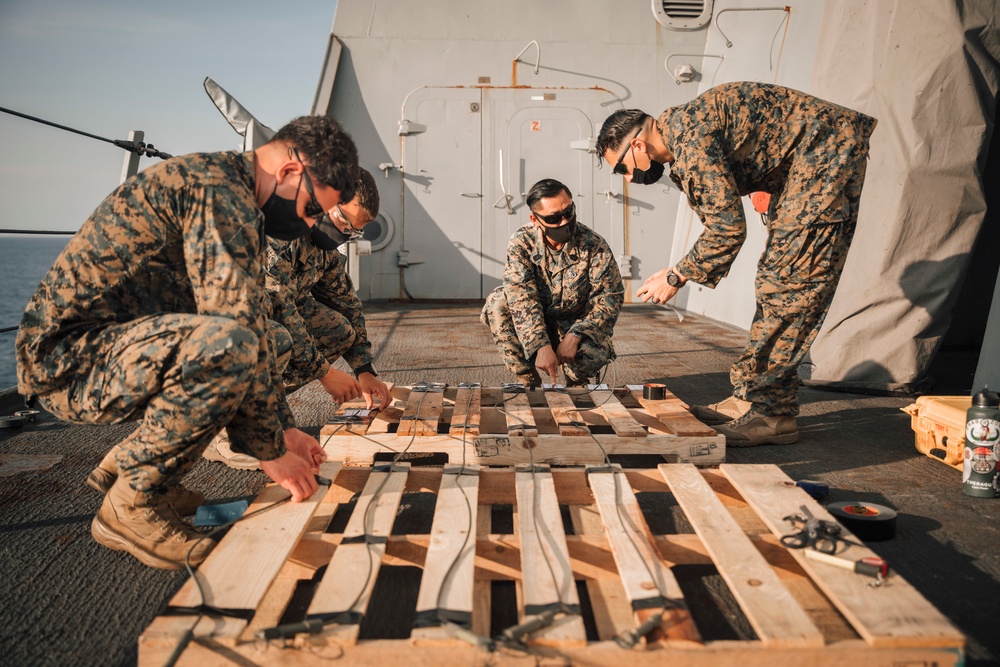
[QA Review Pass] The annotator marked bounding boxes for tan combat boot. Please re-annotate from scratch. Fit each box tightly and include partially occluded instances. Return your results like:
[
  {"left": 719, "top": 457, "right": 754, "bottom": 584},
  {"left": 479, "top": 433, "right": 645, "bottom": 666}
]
[
  {"left": 87, "top": 439, "right": 206, "bottom": 516},
  {"left": 91, "top": 478, "right": 216, "bottom": 570},
  {"left": 716, "top": 409, "right": 799, "bottom": 447},
  {"left": 690, "top": 396, "right": 753, "bottom": 426},
  {"left": 202, "top": 428, "right": 261, "bottom": 471}
]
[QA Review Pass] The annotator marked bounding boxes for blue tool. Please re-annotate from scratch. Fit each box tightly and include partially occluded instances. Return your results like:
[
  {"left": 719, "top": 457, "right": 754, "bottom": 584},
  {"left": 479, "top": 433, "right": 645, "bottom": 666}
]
[
  {"left": 795, "top": 480, "right": 829, "bottom": 501},
  {"left": 193, "top": 499, "right": 249, "bottom": 527}
]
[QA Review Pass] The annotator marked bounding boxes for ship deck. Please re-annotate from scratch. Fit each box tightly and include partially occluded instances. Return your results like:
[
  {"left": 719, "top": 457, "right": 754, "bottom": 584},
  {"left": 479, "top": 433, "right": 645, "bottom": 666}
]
[{"left": 0, "top": 302, "right": 996, "bottom": 666}]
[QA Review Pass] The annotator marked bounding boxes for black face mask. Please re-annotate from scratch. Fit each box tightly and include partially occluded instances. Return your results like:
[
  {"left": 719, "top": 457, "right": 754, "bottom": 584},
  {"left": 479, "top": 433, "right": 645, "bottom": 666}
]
[
  {"left": 261, "top": 180, "right": 312, "bottom": 241},
  {"left": 631, "top": 159, "right": 665, "bottom": 185},
  {"left": 310, "top": 214, "right": 351, "bottom": 250},
  {"left": 542, "top": 218, "right": 576, "bottom": 244}
]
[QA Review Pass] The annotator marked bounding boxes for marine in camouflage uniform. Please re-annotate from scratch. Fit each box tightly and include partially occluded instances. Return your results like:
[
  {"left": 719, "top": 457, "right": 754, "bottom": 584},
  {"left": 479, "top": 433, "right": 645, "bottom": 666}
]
[
  {"left": 482, "top": 179, "right": 624, "bottom": 385},
  {"left": 264, "top": 169, "right": 386, "bottom": 406},
  {"left": 597, "top": 82, "right": 876, "bottom": 444},
  {"left": 15, "top": 116, "right": 359, "bottom": 567}
]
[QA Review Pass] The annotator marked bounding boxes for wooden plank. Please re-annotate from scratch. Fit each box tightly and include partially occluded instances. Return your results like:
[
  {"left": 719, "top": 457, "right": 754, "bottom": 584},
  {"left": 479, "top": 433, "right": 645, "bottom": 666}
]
[
  {"left": 590, "top": 389, "right": 647, "bottom": 437},
  {"left": 320, "top": 432, "right": 725, "bottom": 467},
  {"left": 411, "top": 465, "right": 481, "bottom": 644},
  {"left": 396, "top": 386, "right": 445, "bottom": 437},
  {"left": 587, "top": 465, "right": 701, "bottom": 644},
  {"left": 543, "top": 389, "right": 591, "bottom": 436},
  {"left": 660, "top": 464, "right": 823, "bottom": 648},
  {"left": 140, "top": 636, "right": 966, "bottom": 667},
  {"left": 567, "top": 504, "right": 633, "bottom": 640},
  {"left": 502, "top": 387, "right": 538, "bottom": 437},
  {"left": 308, "top": 462, "right": 411, "bottom": 645},
  {"left": 472, "top": 511, "right": 492, "bottom": 638},
  {"left": 324, "top": 382, "right": 397, "bottom": 435},
  {"left": 169, "top": 461, "right": 343, "bottom": 612},
  {"left": 721, "top": 464, "right": 964, "bottom": 649},
  {"left": 449, "top": 385, "right": 481, "bottom": 437},
  {"left": 513, "top": 465, "right": 587, "bottom": 646},
  {"left": 630, "top": 387, "right": 717, "bottom": 437}
]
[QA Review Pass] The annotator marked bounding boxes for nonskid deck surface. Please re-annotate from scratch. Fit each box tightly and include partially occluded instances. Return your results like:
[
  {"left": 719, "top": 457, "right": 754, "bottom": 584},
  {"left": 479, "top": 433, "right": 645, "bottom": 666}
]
[{"left": 0, "top": 303, "right": 997, "bottom": 665}]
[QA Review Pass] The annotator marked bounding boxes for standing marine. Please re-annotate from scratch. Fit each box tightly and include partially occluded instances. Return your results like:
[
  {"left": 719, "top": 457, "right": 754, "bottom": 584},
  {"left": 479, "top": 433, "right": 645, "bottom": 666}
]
[
  {"left": 596, "top": 82, "right": 876, "bottom": 446},
  {"left": 482, "top": 178, "right": 624, "bottom": 386},
  {"left": 16, "top": 116, "right": 359, "bottom": 568}
]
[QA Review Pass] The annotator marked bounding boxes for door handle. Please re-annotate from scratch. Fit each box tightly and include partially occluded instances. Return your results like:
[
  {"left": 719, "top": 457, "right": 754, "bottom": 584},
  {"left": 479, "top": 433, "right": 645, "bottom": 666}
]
[
  {"left": 493, "top": 149, "right": 515, "bottom": 215},
  {"left": 460, "top": 192, "right": 483, "bottom": 198}
]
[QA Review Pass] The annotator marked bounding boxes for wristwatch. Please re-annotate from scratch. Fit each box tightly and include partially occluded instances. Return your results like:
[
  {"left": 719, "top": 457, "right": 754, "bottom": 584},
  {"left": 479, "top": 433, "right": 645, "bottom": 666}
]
[{"left": 666, "top": 268, "right": 685, "bottom": 288}]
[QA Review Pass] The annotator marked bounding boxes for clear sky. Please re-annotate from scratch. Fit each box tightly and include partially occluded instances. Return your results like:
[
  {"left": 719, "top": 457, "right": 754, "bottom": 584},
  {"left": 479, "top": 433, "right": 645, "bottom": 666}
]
[{"left": 0, "top": 0, "right": 338, "bottom": 232}]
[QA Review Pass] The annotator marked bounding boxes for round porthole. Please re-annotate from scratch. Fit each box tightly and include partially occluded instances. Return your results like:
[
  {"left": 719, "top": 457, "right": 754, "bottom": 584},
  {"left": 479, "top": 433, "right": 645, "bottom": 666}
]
[{"left": 364, "top": 211, "right": 394, "bottom": 252}]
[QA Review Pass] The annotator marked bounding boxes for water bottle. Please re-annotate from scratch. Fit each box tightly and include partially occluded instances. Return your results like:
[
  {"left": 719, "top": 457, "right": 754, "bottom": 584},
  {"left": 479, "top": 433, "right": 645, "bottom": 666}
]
[{"left": 963, "top": 388, "right": 1000, "bottom": 498}]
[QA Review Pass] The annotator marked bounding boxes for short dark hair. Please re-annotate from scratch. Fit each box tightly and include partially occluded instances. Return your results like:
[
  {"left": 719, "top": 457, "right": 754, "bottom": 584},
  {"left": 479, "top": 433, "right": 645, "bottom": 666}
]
[
  {"left": 526, "top": 178, "right": 571, "bottom": 211},
  {"left": 271, "top": 116, "right": 359, "bottom": 203},
  {"left": 353, "top": 168, "right": 380, "bottom": 220},
  {"left": 596, "top": 109, "right": 649, "bottom": 167}
]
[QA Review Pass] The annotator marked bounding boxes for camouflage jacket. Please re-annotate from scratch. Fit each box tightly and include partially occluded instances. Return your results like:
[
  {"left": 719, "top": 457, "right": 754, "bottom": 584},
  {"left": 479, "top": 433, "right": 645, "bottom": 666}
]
[
  {"left": 15, "top": 151, "right": 293, "bottom": 461},
  {"left": 265, "top": 238, "right": 373, "bottom": 382},
  {"left": 659, "top": 81, "right": 877, "bottom": 288},
  {"left": 503, "top": 223, "right": 623, "bottom": 359}
]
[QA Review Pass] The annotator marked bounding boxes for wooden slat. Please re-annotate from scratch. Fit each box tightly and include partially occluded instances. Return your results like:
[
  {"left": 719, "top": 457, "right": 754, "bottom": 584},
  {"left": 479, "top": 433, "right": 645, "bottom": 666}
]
[
  {"left": 721, "top": 464, "right": 964, "bottom": 649},
  {"left": 397, "top": 387, "right": 445, "bottom": 436},
  {"left": 587, "top": 465, "right": 701, "bottom": 644},
  {"left": 170, "top": 461, "right": 343, "bottom": 613},
  {"left": 502, "top": 388, "right": 538, "bottom": 437},
  {"left": 411, "top": 465, "right": 481, "bottom": 643},
  {"left": 630, "top": 387, "right": 717, "bottom": 437},
  {"left": 660, "top": 464, "right": 823, "bottom": 648},
  {"left": 472, "top": 511, "right": 492, "bottom": 637},
  {"left": 308, "top": 462, "right": 411, "bottom": 645},
  {"left": 449, "top": 385, "right": 481, "bottom": 437},
  {"left": 590, "top": 390, "right": 647, "bottom": 437},
  {"left": 320, "top": 432, "right": 725, "bottom": 467},
  {"left": 324, "top": 382, "right": 397, "bottom": 435},
  {"left": 514, "top": 465, "right": 586, "bottom": 646},
  {"left": 543, "top": 389, "right": 591, "bottom": 436},
  {"left": 568, "top": 504, "right": 633, "bottom": 640}
]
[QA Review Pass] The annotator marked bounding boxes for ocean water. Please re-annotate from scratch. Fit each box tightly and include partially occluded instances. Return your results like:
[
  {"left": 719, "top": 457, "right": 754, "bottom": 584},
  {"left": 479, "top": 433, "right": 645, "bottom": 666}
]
[{"left": 0, "top": 235, "right": 71, "bottom": 390}]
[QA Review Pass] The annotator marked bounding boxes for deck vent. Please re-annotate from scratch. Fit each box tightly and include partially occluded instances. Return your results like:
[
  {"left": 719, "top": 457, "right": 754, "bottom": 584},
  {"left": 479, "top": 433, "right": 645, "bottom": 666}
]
[{"left": 652, "top": 0, "right": 713, "bottom": 30}]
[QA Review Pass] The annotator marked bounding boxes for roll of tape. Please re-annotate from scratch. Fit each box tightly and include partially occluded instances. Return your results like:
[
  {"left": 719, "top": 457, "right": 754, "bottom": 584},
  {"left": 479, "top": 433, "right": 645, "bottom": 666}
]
[
  {"left": 643, "top": 383, "right": 667, "bottom": 400},
  {"left": 827, "top": 501, "right": 897, "bottom": 541}
]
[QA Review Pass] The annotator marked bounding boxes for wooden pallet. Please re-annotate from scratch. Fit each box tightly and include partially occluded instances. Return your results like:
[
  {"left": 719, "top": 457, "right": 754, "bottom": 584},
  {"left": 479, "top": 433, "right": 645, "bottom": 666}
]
[
  {"left": 320, "top": 383, "right": 725, "bottom": 467},
  {"left": 139, "top": 463, "right": 964, "bottom": 666}
]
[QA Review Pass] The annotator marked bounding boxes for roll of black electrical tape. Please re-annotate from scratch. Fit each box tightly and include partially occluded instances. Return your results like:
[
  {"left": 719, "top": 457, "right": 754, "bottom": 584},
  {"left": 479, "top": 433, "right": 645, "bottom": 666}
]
[
  {"left": 643, "top": 383, "right": 667, "bottom": 400},
  {"left": 827, "top": 501, "right": 897, "bottom": 541}
]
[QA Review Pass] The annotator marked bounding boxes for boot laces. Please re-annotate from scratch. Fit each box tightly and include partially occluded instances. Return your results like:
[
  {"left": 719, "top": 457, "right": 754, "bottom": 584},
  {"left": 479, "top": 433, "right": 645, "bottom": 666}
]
[{"left": 143, "top": 497, "right": 191, "bottom": 542}]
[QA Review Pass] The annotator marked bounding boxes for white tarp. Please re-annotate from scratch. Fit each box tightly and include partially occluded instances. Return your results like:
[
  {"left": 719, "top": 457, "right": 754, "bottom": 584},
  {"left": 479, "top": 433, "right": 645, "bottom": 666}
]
[{"left": 803, "top": 0, "right": 1000, "bottom": 393}]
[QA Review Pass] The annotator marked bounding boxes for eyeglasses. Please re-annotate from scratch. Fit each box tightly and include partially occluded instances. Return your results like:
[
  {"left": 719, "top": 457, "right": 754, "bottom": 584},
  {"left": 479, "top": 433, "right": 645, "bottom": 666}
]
[
  {"left": 612, "top": 127, "right": 644, "bottom": 175},
  {"left": 533, "top": 202, "right": 576, "bottom": 226},
  {"left": 334, "top": 205, "right": 367, "bottom": 233}
]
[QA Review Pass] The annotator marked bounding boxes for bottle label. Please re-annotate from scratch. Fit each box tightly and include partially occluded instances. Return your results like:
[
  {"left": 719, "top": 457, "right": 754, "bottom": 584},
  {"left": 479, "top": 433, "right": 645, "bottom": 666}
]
[{"left": 963, "top": 418, "right": 1000, "bottom": 495}]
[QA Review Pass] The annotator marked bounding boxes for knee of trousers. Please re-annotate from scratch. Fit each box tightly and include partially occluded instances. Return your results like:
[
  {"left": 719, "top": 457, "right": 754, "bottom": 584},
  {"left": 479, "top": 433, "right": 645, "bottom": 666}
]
[{"left": 177, "top": 318, "right": 260, "bottom": 390}]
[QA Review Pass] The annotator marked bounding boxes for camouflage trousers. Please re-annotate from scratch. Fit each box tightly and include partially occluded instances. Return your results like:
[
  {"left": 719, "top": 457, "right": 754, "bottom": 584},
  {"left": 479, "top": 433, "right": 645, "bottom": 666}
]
[
  {"left": 36, "top": 314, "right": 292, "bottom": 493},
  {"left": 281, "top": 297, "right": 356, "bottom": 386},
  {"left": 733, "top": 141, "right": 869, "bottom": 416},
  {"left": 482, "top": 287, "right": 614, "bottom": 383}
]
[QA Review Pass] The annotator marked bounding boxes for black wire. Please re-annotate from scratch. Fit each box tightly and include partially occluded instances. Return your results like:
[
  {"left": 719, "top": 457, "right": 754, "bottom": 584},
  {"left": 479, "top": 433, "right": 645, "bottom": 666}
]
[
  {"left": 0, "top": 228, "right": 77, "bottom": 235},
  {"left": 0, "top": 105, "right": 172, "bottom": 158}
]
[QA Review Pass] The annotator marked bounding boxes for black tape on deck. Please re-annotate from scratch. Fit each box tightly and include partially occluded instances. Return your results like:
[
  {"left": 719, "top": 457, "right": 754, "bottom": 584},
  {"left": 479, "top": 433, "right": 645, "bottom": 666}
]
[{"left": 643, "top": 383, "right": 667, "bottom": 400}]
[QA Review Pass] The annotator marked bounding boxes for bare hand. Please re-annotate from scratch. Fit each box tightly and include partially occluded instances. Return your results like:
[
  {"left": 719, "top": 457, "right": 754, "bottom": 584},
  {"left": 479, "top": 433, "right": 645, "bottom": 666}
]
[
  {"left": 358, "top": 372, "right": 390, "bottom": 410},
  {"left": 535, "top": 345, "right": 560, "bottom": 380},
  {"left": 555, "top": 334, "right": 580, "bottom": 364},
  {"left": 636, "top": 267, "right": 681, "bottom": 305},
  {"left": 319, "top": 367, "right": 363, "bottom": 404},
  {"left": 283, "top": 426, "right": 326, "bottom": 470},
  {"left": 260, "top": 450, "right": 319, "bottom": 502}
]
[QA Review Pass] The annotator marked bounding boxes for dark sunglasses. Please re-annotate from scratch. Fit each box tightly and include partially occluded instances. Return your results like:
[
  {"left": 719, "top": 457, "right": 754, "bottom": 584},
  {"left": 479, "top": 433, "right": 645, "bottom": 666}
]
[
  {"left": 533, "top": 202, "right": 576, "bottom": 226},
  {"left": 612, "top": 126, "right": 644, "bottom": 175},
  {"left": 292, "top": 148, "right": 326, "bottom": 218}
]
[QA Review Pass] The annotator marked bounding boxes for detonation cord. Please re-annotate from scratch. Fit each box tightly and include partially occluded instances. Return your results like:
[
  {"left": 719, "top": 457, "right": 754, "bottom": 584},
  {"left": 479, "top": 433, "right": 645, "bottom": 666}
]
[{"left": 254, "top": 385, "right": 433, "bottom": 652}]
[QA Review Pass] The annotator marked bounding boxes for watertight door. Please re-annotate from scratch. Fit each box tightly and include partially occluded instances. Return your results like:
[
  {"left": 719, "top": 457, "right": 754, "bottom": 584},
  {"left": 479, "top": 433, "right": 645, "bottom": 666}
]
[
  {"left": 400, "top": 87, "right": 484, "bottom": 298},
  {"left": 482, "top": 88, "right": 625, "bottom": 295}
]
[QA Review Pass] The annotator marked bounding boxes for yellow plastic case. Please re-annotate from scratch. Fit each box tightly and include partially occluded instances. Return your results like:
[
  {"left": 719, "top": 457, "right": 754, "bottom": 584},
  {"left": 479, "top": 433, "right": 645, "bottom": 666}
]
[{"left": 901, "top": 395, "right": 970, "bottom": 471}]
